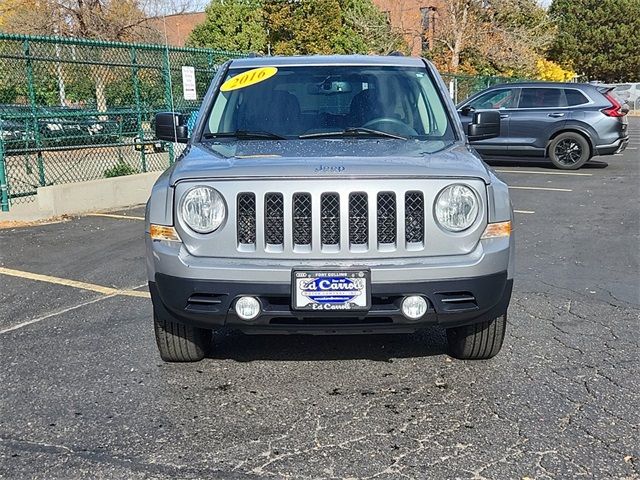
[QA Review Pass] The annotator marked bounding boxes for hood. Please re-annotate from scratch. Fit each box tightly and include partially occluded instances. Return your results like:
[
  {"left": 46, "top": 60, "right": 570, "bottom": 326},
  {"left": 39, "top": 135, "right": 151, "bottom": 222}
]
[{"left": 169, "top": 139, "right": 491, "bottom": 185}]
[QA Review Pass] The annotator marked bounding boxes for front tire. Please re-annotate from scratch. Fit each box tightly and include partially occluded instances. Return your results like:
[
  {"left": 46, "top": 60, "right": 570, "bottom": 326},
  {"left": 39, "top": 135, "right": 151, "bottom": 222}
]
[
  {"left": 548, "top": 132, "right": 591, "bottom": 170},
  {"left": 154, "top": 313, "right": 210, "bottom": 362},
  {"left": 446, "top": 314, "right": 507, "bottom": 360}
]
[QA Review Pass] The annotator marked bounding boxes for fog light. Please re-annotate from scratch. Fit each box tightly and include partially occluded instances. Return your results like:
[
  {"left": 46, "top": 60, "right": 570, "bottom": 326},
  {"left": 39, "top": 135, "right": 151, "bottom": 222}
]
[
  {"left": 235, "top": 296, "right": 261, "bottom": 320},
  {"left": 401, "top": 296, "right": 428, "bottom": 320}
]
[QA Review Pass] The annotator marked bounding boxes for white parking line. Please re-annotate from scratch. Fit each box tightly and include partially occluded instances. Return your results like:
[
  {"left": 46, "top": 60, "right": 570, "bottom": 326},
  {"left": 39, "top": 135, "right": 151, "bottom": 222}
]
[
  {"left": 496, "top": 169, "right": 592, "bottom": 177},
  {"left": 0, "top": 295, "right": 116, "bottom": 335},
  {"left": 87, "top": 213, "right": 145, "bottom": 221},
  {"left": 509, "top": 186, "right": 572, "bottom": 192},
  {"left": 514, "top": 210, "right": 535, "bottom": 214}
]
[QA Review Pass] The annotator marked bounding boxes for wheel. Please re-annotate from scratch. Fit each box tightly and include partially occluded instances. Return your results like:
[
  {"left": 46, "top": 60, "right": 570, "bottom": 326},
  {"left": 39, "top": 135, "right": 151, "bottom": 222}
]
[
  {"left": 153, "top": 313, "right": 210, "bottom": 362},
  {"left": 548, "top": 132, "right": 591, "bottom": 170},
  {"left": 446, "top": 314, "right": 507, "bottom": 360}
]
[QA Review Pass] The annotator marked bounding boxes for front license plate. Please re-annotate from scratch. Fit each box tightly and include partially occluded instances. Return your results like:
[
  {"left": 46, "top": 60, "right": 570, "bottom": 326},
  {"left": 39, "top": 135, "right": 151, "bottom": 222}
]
[{"left": 292, "top": 270, "right": 371, "bottom": 312}]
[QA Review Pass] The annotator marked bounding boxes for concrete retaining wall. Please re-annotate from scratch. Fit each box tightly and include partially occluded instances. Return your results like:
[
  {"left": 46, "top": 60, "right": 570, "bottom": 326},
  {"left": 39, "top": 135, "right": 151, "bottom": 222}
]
[{"left": 0, "top": 171, "right": 161, "bottom": 221}]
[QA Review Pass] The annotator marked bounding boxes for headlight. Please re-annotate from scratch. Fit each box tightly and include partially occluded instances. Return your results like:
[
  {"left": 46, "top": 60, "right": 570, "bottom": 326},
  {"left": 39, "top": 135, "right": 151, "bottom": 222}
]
[
  {"left": 181, "top": 186, "right": 226, "bottom": 233},
  {"left": 434, "top": 184, "right": 479, "bottom": 232}
]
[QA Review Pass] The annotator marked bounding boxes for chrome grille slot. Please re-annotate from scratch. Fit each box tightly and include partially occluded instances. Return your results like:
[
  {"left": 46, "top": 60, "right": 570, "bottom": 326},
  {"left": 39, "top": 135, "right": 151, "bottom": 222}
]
[
  {"left": 349, "top": 192, "right": 368, "bottom": 246},
  {"left": 405, "top": 191, "right": 424, "bottom": 245},
  {"left": 237, "top": 193, "right": 256, "bottom": 245},
  {"left": 293, "top": 193, "right": 312, "bottom": 246},
  {"left": 377, "top": 192, "right": 396, "bottom": 245},
  {"left": 264, "top": 193, "right": 284, "bottom": 245},
  {"left": 321, "top": 193, "right": 340, "bottom": 246}
]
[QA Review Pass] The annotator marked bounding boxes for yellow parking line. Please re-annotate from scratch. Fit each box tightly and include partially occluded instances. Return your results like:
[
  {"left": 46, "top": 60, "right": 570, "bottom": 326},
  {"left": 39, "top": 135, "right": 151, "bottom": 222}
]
[
  {"left": 0, "top": 267, "right": 150, "bottom": 299},
  {"left": 509, "top": 186, "right": 572, "bottom": 192},
  {"left": 87, "top": 213, "right": 145, "bottom": 221},
  {"left": 514, "top": 210, "right": 535, "bottom": 214},
  {"left": 496, "top": 169, "right": 592, "bottom": 177}
]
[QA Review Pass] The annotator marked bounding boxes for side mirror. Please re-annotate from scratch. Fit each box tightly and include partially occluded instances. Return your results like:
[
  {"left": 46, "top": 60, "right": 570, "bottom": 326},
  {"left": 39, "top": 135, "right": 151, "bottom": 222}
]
[
  {"left": 467, "top": 110, "right": 500, "bottom": 142},
  {"left": 155, "top": 112, "right": 188, "bottom": 143},
  {"left": 460, "top": 105, "right": 475, "bottom": 116}
]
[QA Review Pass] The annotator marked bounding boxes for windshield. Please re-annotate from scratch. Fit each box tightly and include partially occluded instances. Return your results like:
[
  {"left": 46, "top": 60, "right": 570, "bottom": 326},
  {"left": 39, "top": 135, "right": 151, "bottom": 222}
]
[{"left": 204, "top": 65, "right": 456, "bottom": 142}]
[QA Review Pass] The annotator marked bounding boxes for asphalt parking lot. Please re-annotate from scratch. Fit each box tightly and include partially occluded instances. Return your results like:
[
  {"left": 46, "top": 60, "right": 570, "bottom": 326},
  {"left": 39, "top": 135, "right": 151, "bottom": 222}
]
[{"left": 1, "top": 119, "right": 638, "bottom": 479}]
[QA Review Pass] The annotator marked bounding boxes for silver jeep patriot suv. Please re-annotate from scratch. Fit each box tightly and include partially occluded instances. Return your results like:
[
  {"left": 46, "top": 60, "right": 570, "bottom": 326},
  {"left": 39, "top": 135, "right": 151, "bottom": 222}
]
[{"left": 146, "top": 55, "right": 514, "bottom": 362}]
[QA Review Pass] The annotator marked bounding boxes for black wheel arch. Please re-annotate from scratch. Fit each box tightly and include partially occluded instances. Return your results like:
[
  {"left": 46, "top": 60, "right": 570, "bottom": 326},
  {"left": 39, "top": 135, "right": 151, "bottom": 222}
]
[{"left": 547, "top": 127, "right": 595, "bottom": 158}]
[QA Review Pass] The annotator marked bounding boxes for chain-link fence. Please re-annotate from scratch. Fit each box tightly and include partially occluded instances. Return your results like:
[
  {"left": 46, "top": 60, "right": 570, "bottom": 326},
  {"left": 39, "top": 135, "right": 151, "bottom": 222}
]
[{"left": 0, "top": 33, "right": 246, "bottom": 211}]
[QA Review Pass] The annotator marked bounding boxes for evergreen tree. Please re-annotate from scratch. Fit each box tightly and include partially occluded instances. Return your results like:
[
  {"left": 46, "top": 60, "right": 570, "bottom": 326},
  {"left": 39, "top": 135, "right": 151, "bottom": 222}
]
[
  {"left": 549, "top": 0, "right": 640, "bottom": 82},
  {"left": 187, "top": 0, "right": 267, "bottom": 53}
]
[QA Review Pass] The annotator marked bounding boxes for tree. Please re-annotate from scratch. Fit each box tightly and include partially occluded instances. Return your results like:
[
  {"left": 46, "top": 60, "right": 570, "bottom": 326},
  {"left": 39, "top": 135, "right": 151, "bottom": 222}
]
[
  {"left": 265, "top": 0, "right": 343, "bottom": 55},
  {"left": 479, "top": 0, "right": 554, "bottom": 76},
  {"left": 535, "top": 58, "right": 574, "bottom": 82},
  {"left": 431, "top": 0, "right": 554, "bottom": 76},
  {"left": 0, "top": 0, "right": 59, "bottom": 35},
  {"left": 188, "top": 0, "right": 407, "bottom": 55},
  {"left": 0, "top": 0, "right": 193, "bottom": 42},
  {"left": 186, "top": 0, "right": 267, "bottom": 52},
  {"left": 337, "top": 0, "right": 408, "bottom": 55},
  {"left": 549, "top": 0, "right": 640, "bottom": 82},
  {"left": 431, "top": 0, "right": 482, "bottom": 73}
]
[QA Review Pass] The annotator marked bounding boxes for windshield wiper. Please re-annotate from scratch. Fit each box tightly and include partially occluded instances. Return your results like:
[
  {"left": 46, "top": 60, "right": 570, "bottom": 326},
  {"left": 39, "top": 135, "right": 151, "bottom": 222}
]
[
  {"left": 203, "top": 130, "right": 285, "bottom": 140},
  {"left": 299, "top": 127, "right": 407, "bottom": 140}
]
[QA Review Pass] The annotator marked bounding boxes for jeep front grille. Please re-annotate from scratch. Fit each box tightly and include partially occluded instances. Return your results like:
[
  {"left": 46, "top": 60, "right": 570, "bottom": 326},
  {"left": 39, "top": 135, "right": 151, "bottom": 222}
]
[
  {"left": 349, "top": 192, "right": 369, "bottom": 246},
  {"left": 321, "top": 193, "right": 340, "bottom": 246},
  {"left": 405, "top": 191, "right": 424, "bottom": 244},
  {"left": 377, "top": 192, "right": 396, "bottom": 245},
  {"left": 264, "top": 193, "right": 284, "bottom": 245},
  {"left": 293, "top": 193, "right": 312, "bottom": 246},
  {"left": 237, "top": 193, "right": 256, "bottom": 244},
  {"left": 236, "top": 189, "right": 425, "bottom": 253}
]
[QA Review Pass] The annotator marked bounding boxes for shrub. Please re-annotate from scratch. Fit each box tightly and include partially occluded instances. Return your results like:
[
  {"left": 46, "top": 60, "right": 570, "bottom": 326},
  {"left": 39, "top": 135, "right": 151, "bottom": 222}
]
[{"left": 104, "top": 160, "right": 139, "bottom": 178}]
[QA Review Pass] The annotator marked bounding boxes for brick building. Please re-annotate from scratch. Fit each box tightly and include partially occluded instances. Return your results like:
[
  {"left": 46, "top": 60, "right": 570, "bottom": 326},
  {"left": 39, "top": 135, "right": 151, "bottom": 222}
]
[
  {"left": 149, "top": 11, "right": 206, "bottom": 47},
  {"left": 372, "top": 0, "right": 440, "bottom": 56},
  {"left": 152, "top": 2, "right": 440, "bottom": 56}
]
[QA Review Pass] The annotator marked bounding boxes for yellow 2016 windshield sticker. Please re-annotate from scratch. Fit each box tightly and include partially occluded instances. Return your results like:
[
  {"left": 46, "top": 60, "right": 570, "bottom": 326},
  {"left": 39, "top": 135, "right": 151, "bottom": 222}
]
[{"left": 220, "top": 67, "right": 278, "bottom": 92}]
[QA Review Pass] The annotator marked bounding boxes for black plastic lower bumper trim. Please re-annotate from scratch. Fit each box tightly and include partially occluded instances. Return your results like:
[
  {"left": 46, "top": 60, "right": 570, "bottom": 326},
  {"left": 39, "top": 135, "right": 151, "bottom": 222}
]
[{"left": 150, "top": 271, "right": 513, "bottom": 333}]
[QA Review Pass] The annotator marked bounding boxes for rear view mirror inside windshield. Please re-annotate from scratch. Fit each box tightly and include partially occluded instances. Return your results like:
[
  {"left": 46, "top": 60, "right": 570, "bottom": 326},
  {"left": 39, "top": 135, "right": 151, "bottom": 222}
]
[{"left": 307, "top": 80, "right": 352, "bottom": 95}]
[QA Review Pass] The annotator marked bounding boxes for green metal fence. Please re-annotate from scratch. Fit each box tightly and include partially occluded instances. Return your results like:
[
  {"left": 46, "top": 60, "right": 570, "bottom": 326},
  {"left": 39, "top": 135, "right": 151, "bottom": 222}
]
[{"left": 0, "top": 33, "right": 246, "bottom": 211}]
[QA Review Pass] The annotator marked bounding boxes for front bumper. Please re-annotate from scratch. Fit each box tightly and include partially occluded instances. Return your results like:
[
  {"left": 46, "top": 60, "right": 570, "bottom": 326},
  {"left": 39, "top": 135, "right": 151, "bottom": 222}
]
[
  {"left": 147, "top": 233, "right": 513, "bottom": 334},
  {"left": 150, "top": 271, "right": 512, "bottom": 334}
]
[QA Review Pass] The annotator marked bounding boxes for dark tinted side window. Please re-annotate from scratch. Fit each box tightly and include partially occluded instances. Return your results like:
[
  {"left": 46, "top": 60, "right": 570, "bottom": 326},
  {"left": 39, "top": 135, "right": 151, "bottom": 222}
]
[
  {"left": 518, "top": 88, "right": 564, "bottom": 108},
  {"left": 467, "top": 89, "right": 517, "bottom": 109},
  {"left": 564, "top": 89, "right": 589, "bottom": 106}
]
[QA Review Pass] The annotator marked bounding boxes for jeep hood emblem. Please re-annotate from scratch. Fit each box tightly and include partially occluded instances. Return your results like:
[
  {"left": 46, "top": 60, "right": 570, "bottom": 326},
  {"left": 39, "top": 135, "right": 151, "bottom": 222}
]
[{"left": 315, "top": 165, "right": 346, "bottom": 173}]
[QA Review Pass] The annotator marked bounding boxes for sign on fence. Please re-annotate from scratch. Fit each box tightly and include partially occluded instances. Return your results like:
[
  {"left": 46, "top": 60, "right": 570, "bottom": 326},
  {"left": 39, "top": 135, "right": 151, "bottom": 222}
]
[{"left": 182, "top": 66, "right": 197, "bottom": 101}]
